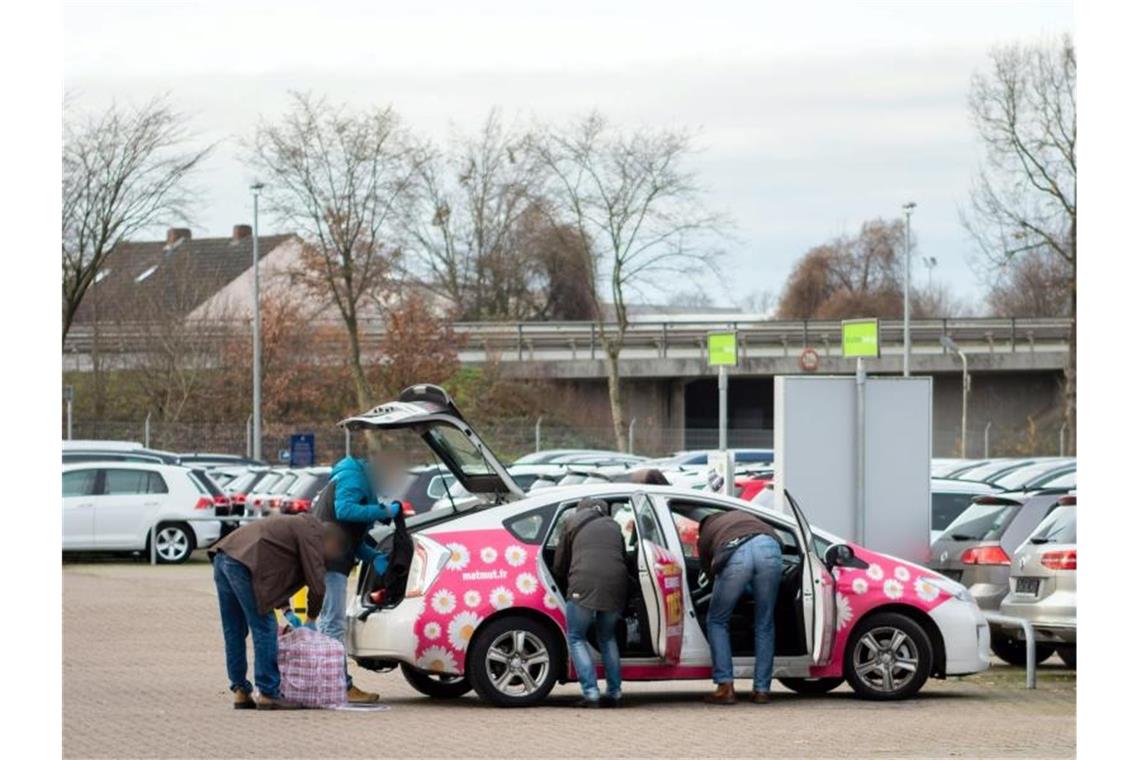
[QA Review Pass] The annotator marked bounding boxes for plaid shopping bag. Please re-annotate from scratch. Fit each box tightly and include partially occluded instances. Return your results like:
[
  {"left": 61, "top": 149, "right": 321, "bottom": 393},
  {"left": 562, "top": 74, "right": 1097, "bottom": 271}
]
[{"left": 278, "top": 627, "right": 347, "bottom": 708}]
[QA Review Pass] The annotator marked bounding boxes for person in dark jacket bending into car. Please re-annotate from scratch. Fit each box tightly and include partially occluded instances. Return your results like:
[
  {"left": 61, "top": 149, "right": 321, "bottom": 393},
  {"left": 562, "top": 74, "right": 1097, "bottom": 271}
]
[
  {"left": 552, "top": 497, "right": 628, "bottom": 708},
  {"left": 698, "top": 510, "right": 783, "bottom": 705},
  {"left": 312, "top": 454, "right": 402, "bottom": 704}
]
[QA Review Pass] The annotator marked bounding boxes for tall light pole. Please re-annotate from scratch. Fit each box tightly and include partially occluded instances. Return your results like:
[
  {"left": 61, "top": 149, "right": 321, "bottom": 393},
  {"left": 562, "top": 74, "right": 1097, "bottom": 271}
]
[
  {"left": 250, "top": 181, "right": 265, "bottom": 461},
  {"left": 902, "top": 202, "right": 916, "bottom": 377},
  {"left": 941, "top": 336, "right": 970, "bottom": 457},
  {"left": 922, "top": 256, "right": 937, "bottom": 291}
]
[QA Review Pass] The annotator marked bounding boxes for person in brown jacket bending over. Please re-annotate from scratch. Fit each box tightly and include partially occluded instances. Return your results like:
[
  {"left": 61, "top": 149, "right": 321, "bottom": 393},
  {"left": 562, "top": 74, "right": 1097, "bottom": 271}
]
[{"left": 208, "top": 513, "right": 342, "bottom": 710}]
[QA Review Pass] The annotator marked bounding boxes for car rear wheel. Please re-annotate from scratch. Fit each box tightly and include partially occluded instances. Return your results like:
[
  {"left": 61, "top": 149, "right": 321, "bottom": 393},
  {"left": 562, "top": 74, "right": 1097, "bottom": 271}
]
[
  {"left": 467, "top": 616, "right": 561, "bottom": 707},
  {"left": 777, "top": 677, "right": 844, "bottom": 695},
  {"left": 1057, "top": 645, "right": 1076, "bottom": 669},
  {"left": 400, "top": 663, "right": 473, "bottom": 699},
  {"left": 844, "top": 612, "right": 932, "bottom": 700},
  {"left": 991, "top": 635, "right": 1056, "bottom": 666},
  {"left": 150, "top": 522, "right": 195, "bottom": 564}
]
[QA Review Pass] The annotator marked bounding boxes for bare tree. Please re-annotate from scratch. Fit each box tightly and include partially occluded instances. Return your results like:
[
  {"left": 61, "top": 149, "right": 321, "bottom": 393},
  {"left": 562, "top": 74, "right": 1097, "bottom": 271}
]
[
  {"left": 62, "top": 96, "right": 212, "bottom": 342},
  {"left": 247, "top": 93, "right": 419, "bottom": 409},
  {"left": 530, "top": 113, "right": 725, "bottom": 450},
  {"left": 984, "top": 248, "right": 1071, "bottom": 318},
  {"left": 963, "top": 35, "right": 1076, "bottom": 450},
  {"left": 403, "top": 110, "right": 544, "bottom": 320}
]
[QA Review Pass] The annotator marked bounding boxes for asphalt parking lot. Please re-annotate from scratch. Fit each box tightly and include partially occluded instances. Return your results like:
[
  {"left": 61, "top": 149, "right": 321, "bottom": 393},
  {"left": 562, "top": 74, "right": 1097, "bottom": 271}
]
[{"left": 63, "top": 555, "right": 1076, "bottom": 759}]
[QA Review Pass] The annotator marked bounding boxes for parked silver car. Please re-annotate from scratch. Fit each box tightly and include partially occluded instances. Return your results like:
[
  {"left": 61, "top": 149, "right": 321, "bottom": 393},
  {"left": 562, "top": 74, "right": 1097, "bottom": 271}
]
[{"left": 997, "top": 497, "right": 1076, "bottom": 668}]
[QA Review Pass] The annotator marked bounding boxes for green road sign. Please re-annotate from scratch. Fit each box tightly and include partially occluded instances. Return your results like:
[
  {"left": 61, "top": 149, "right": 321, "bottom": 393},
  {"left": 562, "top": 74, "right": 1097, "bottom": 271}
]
[
  {"left": 708, "top": 331, "right": 739, "bottom": 367},
  {"left": 842, "top": 319, "right": 880, "bottom": 358}
]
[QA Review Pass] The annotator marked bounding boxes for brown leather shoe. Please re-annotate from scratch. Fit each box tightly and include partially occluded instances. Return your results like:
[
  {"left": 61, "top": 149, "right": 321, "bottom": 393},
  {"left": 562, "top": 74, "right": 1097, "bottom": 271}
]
[
  {"left": 256, "top": 694, "right": 301, "bottom": 710},
  {"left": 748, "top": 690, "right": 771, "bottom": 704},
  {"left": 347, "top": 684, "right": 380, "bottom": 704},
  {"left": 704, "top": 683, "right": 737, "bottom": 705},
  {"left": 233, "top": 688, "right": 256, "bottom": 710}
]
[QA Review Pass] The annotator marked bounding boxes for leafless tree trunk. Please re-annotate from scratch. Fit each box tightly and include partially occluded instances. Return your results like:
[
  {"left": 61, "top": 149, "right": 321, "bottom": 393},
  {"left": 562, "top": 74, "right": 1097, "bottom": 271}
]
[
  {"left": 530, "top": 113, "right": 727, "bottom": 450},
  {"left": 62, "top": 96, "right": 212, "bottom": 342},
  {"left": 247, "top": 93, "right": 419, "bottom": 410},
  {"left": 963, "top": 35, "right": 1076, "bottom": 453}
]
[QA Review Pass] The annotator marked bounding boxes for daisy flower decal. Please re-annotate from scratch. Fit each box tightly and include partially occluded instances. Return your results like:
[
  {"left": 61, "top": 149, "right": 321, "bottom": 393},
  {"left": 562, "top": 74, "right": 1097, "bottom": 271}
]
[
  {"left": 894, "top": 565, "right": 911, "bottom": 582},
  {"left": 883, "top": 579, "right": 904, "bottom": 600},
  {"left": 417, "top": 645, "right": 458, "bottom": 674},
  {"left": 490, "top": 585, "right": 515, "bottom": 610},
  {"left": 543, "top": 591, "right": 560, "bottom": 610},
  {"left": 835, "top": 592, "right": 853, "bottom": 630},
  {"left": 448, "top": 611, "right": 482, "bottom": 651},
  {"left": 515, "top": 573, "right": 538, "bottom": 595},
  {"left": 463, "top": 589, "right": 482, "bottom": 608},
  {"left": 431, "top": 588, "right": 457, "bottom": 614},
  {"left": 422, "top": 621, "right": 442, "bottom": 640},
  {"left": 504, "top": 545, "right": 528, "bottom": 567},
  {"left": 445, "top": 542, "right": 471, "bottom": 571},
  {"left": 851, "top": 577, "right": 869, "bottom": 595},
  {"left": 914, "top": 578, "right": 940, "bottom": 602},
  {"left": 480, "top": 546, "right": 498, "bottom": 564},
  {"left": 866, "top": 563, "right": 884, "bottom": 581}
]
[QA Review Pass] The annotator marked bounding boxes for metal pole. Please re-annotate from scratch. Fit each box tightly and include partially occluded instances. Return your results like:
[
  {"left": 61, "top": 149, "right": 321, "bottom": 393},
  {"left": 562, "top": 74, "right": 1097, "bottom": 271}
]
[
  {"left": 66, "top": 398, "right": 73, "bottom": 441},
  {"left": 959, "top": 350, "right": 970, "bottom": 458},
  {"left": 534, "top": 416, "right": 543, "bottom": 453},
  {"left": 628, "top": 418, "right": 636, "bottom": 455},
  {"left": 984, "top": 421, "right": 992, "bottom": 459},
  {"left": 144, "top": 411, "right": 151, "bottom": 449},
  {"left": 855, "top": 356, "right": 867, "bottom": 545},
  {"left": 345, "top": 427, "right": 351, "bottom": 457},
  {"left": 1059, "top": 423, "right": 1066, "bottom": 457},
  {"left": 902, "top": 202, "right": 916, "bottom": 377},
  {"left": 251, "top": 182, "right": 265, "bottom": 462},
  {"left": 718, "top": 365, "right": 728, "bottom": 451},
  {"left": 150, "top": 522, "right": 157, "bottom": 566},
  {"left": 245, "top": 414, "right": 252, "bottom": 459}
]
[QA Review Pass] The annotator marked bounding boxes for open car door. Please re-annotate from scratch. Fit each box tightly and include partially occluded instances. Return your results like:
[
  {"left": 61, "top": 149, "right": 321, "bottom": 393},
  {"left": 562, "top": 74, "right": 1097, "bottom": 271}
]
[
  {"left": 630, "top": 492, "right": 684, "bottom": 664},
  {"left": 339, "top": 384, "right": 524, "bottom": 502},
  {"left": 784, "top": 490, "right": 836, "bottom": 665}
]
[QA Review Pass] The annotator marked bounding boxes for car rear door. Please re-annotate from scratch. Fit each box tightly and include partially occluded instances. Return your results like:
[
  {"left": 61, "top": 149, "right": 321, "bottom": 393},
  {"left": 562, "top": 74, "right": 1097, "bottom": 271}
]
[
  {"left": 630, "top": 491, "right": 684, "bottom": 664},
  {"left": 94, "top": 468, "right": 166, "bottom": 548},
  {"left": 784, "top": 491, "right": 836, "bottom": 665},
  {"left": 63, "top": 468, "right": 100, "bottom": 549}
]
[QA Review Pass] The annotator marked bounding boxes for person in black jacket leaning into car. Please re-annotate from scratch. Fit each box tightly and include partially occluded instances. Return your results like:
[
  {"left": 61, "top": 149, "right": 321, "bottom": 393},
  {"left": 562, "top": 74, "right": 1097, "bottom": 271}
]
[{"left": 552, "top": 497, "right": 627, "bottom": 708}]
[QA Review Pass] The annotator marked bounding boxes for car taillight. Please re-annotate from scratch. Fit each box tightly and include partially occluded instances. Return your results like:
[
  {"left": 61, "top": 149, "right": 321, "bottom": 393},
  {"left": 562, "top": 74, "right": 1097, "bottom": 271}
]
[
  {"left": 213, "top": 495, "right": 231, "bottom": 507},
  {"left": 194, "top": 496, "right": 213, "bottom": 510},
  {"left": 292, "top": 499, "right": 311, "bottom": 513},
  {"left": 401, "top": 500, "right": 414, "bottom": 516},
  {"left": 232, "top": 493, "right": 247, "bottom": 504},
  {"left": 960, "top": 546, "right": 1010, "bottom": 565},
  {"left": 1041, "top": 549, "right": 1077, "bottom": 570}
]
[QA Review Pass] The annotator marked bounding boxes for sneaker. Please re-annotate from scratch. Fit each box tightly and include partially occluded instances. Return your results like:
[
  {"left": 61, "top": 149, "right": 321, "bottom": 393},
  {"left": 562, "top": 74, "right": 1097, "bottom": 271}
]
[
  {"left": 574, "top": 698, "right": 601, "bottom": 709},
  {"left": 600, "top": 696, "right": 622, "bottom": 709},
  {"left": 346, "top": 684, "right": 380, "bottom": 704},
  {"left": 233, "top": 688, "right": 256, "bottom": 710},
  {"left": 256, "top": 694, "right": 302, "bottom": 710}
]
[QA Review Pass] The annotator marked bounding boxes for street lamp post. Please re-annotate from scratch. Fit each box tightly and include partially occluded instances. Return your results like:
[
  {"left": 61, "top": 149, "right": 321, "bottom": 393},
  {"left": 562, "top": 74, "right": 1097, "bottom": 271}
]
[
  {"left": 941, "top": 336, "right": 970, "bottom": 457},
  {"left": 902, "top": 202, "right": 916, "bottom": 377},
  {"left": 250, "top": 182, "right": 265, "bottom": 461}
]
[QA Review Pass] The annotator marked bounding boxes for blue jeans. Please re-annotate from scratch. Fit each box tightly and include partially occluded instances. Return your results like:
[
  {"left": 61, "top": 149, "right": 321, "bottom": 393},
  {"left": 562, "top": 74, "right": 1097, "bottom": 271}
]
[
  {"left": 213, "top": 553, "right": 281, "bottom": 698},
  {"left": 566, "top": 602, "right": 622, "bottom": 701},
  {"left": 316, "top": 570, "right": 352, "bottom": 689},
  {"left": 706, "top": 534, "right": 783, "bottom": 692}
]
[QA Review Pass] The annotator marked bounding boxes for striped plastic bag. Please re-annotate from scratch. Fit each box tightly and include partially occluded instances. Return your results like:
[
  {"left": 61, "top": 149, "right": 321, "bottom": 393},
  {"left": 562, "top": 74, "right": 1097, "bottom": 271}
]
[{"left": 278, "top": 627, "right": 347, "bottom": 708}]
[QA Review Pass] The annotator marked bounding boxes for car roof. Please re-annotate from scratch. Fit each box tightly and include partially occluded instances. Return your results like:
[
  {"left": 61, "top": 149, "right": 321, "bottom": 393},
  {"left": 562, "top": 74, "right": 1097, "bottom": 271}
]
[
  {"left": 931, "top": 478, "right": 999, "bottom": 493},
  {"left": 63, "top": 439, "right": 144, "bottom": 451},
  {"left": 63, "top": 461, "right": 188, "bottom": 474}
]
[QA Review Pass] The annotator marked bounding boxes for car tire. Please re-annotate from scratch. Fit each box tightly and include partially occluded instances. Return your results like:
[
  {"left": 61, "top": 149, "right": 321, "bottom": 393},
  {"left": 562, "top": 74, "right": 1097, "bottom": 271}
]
[
  {"left": 844, "top": 612, "right": 932, "bottom": 700},
  {"left": 400, "top": 663, "right": 473, "bottom": 699},
  {"left": 1057, "top": 645, "right": 1076, "bottom": 669},
  {"left": 991, "top": 635, "right": 1056, "bottom": 666},
  {"left": 777, "top": 677, "right": 844, "bottom": 695},
  {"left": 150, "top": 522, "right": 195, "bottom": 564},
  {"left": 467, "top": 616, "right": 562, "bottom": 707}
]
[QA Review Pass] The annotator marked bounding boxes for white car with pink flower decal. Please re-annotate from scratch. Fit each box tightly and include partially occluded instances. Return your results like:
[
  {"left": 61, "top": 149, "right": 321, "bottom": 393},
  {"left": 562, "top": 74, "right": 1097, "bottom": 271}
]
[{"left": 340, "top": 385, "right": 990, "bottom": 707}]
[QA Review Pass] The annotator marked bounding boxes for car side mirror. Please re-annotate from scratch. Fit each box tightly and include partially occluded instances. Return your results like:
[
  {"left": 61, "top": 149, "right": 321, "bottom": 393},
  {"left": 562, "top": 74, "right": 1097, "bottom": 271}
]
[{"left": 824, "top": 543, "right": 867, "bottom": 569}]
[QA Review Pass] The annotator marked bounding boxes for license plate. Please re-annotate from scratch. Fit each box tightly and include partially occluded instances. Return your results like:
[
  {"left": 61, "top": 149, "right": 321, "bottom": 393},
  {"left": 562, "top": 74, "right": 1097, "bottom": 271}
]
[{"left": 1015, "top": 578, "right": 1040, "bottom": 594}]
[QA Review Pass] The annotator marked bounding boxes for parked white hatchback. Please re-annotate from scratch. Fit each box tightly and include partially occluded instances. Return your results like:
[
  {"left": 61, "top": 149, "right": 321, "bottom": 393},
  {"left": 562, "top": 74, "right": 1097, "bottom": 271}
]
[{"left": 62, "top": 463, "right": 223, "bottom": 563}]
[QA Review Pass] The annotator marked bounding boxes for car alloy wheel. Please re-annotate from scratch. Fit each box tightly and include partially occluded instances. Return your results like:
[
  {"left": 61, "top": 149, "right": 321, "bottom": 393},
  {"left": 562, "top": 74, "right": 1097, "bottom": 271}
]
[
  {"left": 153, "top": 523, "right": 193, "bottom": 564},
  {"left": 485, "top": 630, "right": 550, "bottom": 697},
  {"left": 844, "top": 612, "right": 932, "bottom": 700},
  {"left": 468, "top": 616, "right": 561, "bottom": 707}
]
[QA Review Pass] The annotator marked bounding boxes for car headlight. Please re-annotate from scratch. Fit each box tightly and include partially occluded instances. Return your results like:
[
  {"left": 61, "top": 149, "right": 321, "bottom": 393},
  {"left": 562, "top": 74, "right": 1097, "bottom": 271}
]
[{"left": 923, "top": 575, "right": 973, "bottom": 603}]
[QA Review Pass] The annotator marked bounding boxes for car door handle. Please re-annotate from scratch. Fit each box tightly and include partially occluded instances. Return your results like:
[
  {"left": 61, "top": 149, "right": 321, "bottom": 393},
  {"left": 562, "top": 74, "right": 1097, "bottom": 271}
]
[{"left": 143, "top": 501, "right": 159, "bottom": 507}]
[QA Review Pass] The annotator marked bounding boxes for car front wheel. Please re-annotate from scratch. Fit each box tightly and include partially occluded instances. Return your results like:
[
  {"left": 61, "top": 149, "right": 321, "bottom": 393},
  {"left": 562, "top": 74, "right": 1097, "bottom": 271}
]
[
  {"left": 400, "top": 663, "right": 473, "bottom": 699},
  {"left": 844, "top": 612, "right": 932, "bottom": 700},
  {"left": 151, "top": 522, "right": 195, "bottom": 564},
  {"left": 467, "top": 616, "right": 561, "bottom": 707}
]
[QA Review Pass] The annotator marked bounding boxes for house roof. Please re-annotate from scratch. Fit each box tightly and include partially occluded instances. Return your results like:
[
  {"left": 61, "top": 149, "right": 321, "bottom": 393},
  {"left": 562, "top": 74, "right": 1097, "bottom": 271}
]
[{"left": 74, "top": 229, "right": 295, "bottom": 324}]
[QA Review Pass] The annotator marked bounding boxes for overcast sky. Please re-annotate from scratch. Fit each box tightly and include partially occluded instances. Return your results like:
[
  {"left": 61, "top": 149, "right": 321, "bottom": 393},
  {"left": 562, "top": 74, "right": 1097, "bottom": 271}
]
[{"left": 64, "top": 0, "right": 1073, "bottom": 309}]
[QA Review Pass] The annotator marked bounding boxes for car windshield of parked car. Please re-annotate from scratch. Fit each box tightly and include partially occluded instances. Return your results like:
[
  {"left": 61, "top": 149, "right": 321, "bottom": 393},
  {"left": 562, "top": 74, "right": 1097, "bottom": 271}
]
[
  {"left": 1029, "top": 506, "right": 1076, "bottom": 544},
  {"left": 942, "top": 501, "right": 1020, "bottom": 541},
  {"left": 992, "top": 463, "right": 1066, "bottom": 491},
  {"left": 932, "top": 492, "right": 978, "bottom": 531}
]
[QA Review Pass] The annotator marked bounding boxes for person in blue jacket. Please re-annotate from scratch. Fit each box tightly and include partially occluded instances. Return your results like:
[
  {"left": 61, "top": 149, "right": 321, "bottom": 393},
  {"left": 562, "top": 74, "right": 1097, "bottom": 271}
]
[{"left": 313, "top": 454, "right": 401, "bottom": 704}]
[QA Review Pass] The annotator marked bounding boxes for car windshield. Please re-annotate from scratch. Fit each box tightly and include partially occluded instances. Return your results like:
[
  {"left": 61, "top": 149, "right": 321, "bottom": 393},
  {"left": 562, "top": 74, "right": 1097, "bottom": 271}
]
[
  {"left": 1029, "top": 506, "right": 1076, "bottom": 544},
  {"left": 992, "top": 463, "right": 1068, "bottom": 490},
  {"left": 941, "top": 501, "right": 1020, "bottom": 541},
  {"left": 932, "top": 491, "right": 979, "bottom": 531}
]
